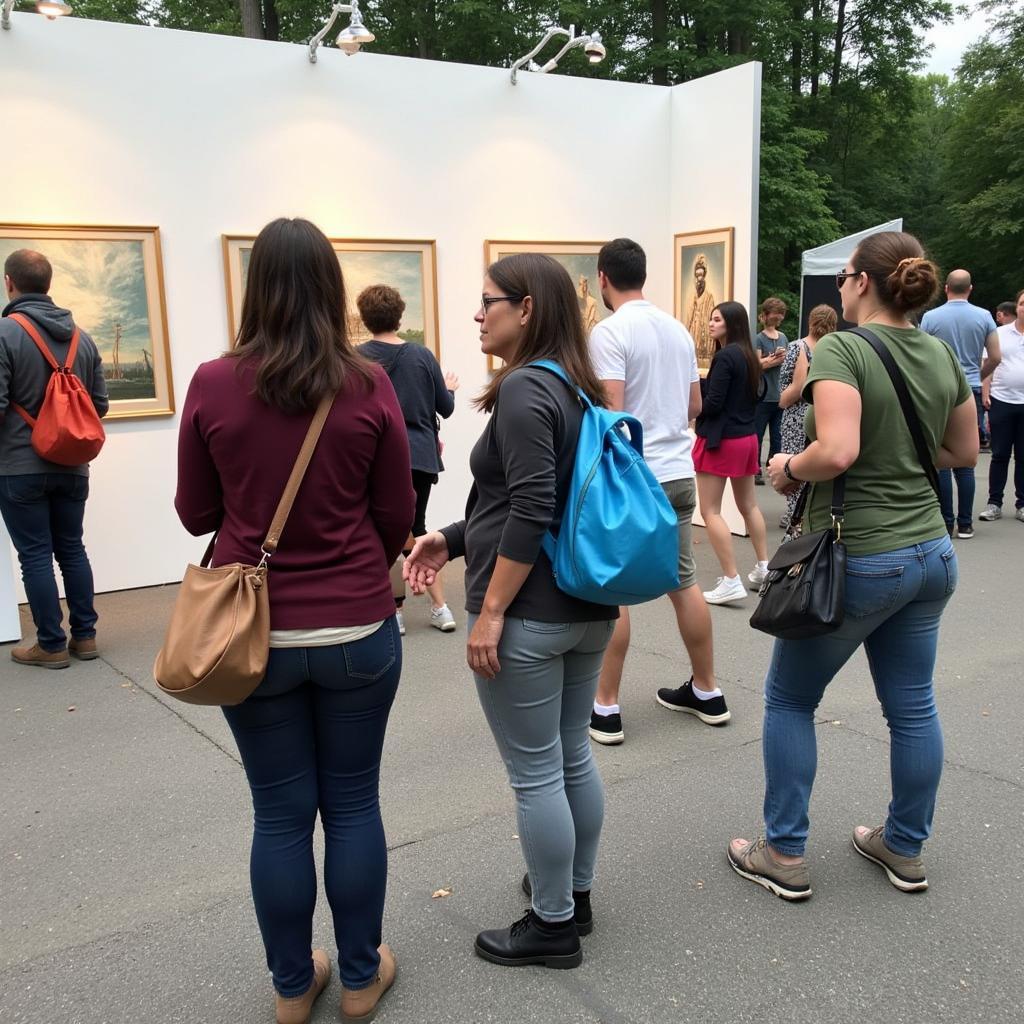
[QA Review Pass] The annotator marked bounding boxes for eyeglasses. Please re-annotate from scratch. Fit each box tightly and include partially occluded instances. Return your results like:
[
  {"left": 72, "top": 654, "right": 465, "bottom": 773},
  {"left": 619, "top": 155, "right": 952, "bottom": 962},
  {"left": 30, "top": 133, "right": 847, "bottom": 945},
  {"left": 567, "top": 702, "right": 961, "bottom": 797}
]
[
  {"left": 836, "top": 270, "right": 861, "bottom": 290},
  {"left": 480, "top": 294, "right": 523, "bottom": 311}
]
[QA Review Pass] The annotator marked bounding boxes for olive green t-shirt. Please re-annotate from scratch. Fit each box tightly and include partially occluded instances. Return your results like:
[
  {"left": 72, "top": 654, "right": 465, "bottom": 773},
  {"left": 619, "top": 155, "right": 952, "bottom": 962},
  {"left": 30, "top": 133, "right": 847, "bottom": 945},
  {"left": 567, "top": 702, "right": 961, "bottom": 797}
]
[{"left": 803, "top": 324, "right": 971, "bottom": 555}]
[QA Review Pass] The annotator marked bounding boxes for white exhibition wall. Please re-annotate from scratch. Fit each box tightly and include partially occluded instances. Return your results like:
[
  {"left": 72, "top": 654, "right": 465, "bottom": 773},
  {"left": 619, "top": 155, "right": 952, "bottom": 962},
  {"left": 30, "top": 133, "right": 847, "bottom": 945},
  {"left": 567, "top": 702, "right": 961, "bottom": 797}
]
[{"left": 0, "top": 13, "right": 761, "bottom": 607}]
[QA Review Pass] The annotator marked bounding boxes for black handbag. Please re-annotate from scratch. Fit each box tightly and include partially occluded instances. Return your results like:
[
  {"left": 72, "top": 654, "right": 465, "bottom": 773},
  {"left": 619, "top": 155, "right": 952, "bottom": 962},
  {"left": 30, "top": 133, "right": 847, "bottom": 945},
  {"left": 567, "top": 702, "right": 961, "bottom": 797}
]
[{"left": 749, "top": 326, "right": 941, "bottom": 640}]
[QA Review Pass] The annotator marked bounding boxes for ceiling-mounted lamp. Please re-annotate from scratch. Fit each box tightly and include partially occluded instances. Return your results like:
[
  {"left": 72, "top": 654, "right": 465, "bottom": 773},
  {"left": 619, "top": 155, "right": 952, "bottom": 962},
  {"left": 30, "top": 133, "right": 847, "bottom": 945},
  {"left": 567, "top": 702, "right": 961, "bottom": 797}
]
[
  {"left": 308, "top": 1, "right": 375, "bottom": 63},
  {"left": 509, "top": 24, "right": 606, "bottom": 84},
  {"left": 4, "top": 1, "right": 74, "bottom": 30}
]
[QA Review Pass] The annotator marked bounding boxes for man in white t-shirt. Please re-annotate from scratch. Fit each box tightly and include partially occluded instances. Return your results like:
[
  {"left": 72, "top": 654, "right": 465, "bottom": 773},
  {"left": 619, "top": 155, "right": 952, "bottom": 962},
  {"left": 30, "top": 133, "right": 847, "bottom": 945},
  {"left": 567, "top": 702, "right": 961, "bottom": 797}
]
[{"left": 586, "top": 239, "right": 729, "bottom": 746}]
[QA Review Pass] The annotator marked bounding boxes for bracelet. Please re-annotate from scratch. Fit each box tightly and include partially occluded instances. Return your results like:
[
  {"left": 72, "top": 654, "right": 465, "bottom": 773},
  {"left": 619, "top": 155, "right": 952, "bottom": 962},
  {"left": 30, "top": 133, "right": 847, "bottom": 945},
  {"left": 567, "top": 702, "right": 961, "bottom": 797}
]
[{"left": 783, "top": 457, "right": 800, "bottom": 482}]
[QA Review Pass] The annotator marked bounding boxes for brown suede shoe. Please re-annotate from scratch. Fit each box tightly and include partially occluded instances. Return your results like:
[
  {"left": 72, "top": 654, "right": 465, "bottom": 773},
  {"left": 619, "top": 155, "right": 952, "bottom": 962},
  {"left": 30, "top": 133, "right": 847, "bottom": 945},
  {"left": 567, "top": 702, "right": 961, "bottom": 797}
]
[
  {"left": 11, "top": 643, "right": 70, "bottom": 670},
  {"left": 69, "top": 637, "right": 99, "bottom": 661},
  {"left": 852, "top": 825, "right": 928, "bottom": 892},
  {"left": 274, "top": 948, "right": 331, "bottom": 1024},
  {"left": 341, "top": 944, "right": 396, "bottom": 1024}
]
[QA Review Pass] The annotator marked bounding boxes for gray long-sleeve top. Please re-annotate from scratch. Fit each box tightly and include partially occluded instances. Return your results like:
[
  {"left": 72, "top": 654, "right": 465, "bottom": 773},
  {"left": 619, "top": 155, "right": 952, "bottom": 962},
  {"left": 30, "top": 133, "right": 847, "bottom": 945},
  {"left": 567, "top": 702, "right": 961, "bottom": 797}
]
[{"left": 440, "top": 366, "right": 616, "bottom": 622}]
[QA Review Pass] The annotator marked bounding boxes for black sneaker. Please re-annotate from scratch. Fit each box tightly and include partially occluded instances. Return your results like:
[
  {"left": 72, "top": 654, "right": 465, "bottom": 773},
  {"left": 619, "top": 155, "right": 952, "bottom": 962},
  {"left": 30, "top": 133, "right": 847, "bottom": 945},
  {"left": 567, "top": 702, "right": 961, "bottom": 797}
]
[
  {"left": 755, "top": 472, "right": 765, "bottom": 486},
  {"left": 521, "top": 873, "right": 593, "bottom": 935},
  {"left": 474, "top": 909, "right": 582, "bottom": 969},
  {"left": 656, "top": 677, "right": 731, "bottom": 726},
  {"left": 957, "top": 523, "right": 974, "bottom": 539},
  {"left": 589, "top": 711, "right": 624, "bottom": 745}
]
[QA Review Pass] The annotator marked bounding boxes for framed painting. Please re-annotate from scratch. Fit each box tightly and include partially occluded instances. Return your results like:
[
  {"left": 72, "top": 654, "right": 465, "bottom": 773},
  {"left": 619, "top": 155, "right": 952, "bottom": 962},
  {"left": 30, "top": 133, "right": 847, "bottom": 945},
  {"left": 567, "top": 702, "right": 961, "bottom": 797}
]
[
  {"left": 0, "top": 224, "right": 174, "bottom": 419},
  {"left": 222, "top": 236, "right": 440, "bottom": 357},
  {"left": 483, "top": 240, "right": 609, "bottom": 371},
  {"left": 674, "top": 227, "right": 734, "bottom": 372}
]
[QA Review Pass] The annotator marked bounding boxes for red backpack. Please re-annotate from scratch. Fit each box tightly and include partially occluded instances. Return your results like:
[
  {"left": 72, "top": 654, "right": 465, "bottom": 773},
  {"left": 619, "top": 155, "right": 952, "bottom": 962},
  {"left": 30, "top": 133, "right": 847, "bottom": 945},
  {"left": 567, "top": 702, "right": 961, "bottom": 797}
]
[{"left": 8, "top": 312, "right": 106, "bottom": 466}]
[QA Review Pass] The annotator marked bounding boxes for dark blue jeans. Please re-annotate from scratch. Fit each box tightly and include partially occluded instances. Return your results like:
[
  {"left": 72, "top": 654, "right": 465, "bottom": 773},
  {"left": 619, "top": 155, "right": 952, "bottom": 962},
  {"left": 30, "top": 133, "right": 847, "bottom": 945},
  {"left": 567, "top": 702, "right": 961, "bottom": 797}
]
[
  {"left": 986, "top": 397, "right": 1024, "bottom": 509},
  {"left": 938, "top": 467, "right": 975, "bottom": 530},
  {"left": 0, "top": 472, "right": 97, "bottom": 651},
  {"left": 754, "top": 401, "right": 783, "bottom": 467},
  {"left": 222, "top": 618, "right": 401, "bottom": 996},
  {"left": 972, "top": 387, "right": 988, "bottom": 445}
]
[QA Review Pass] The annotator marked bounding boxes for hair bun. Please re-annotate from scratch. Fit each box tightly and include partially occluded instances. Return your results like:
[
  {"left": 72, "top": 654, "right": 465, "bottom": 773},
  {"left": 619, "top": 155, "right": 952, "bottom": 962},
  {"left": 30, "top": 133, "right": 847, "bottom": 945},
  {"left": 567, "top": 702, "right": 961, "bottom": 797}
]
[{"left": 887, "top": 256, "right": 939, "bottom": 311}]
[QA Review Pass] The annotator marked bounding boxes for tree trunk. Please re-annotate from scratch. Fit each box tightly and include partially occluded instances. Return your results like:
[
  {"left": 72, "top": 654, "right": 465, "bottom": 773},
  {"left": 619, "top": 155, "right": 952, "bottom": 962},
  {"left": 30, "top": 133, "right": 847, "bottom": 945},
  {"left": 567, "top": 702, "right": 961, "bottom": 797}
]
[
  {"left": 238, "top": 0, "right": 264, "bottom": 39},
  {"left": 417, "top": 0, "right": 437, "bottom": 60},
  {"left": 831, "top": 0, "right": 847, "bottom": 92},
  {"left": 651, "top": 0, "right": 668, "bottom": 86},
  {"left": 810, "top": 0, "right": 821, "bottom": 96},
  {"left": 791, "top": 3, "right": 804, "bottom": 95},
  {"left": 263, "top": 0, "right": 278, "bottom": 43}
]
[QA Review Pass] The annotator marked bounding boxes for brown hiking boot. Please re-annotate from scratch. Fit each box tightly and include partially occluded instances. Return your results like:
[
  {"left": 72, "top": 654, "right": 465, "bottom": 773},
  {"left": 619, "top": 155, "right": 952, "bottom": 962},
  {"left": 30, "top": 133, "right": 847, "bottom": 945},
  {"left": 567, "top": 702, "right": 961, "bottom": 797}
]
[
  {"left": 69, "top": 637, "right": 99, "bottom": 660},
  {"left": 11, "top": 643, "right": 70, "bottom": 670},
  {"left": 341, "top": 944, "right": 396, "bottom": 1023},
  {"left": 852, "top": 825, "right": 928, "bottom": 892},
  {"left": 274, "top": 948, "right": 331, "bottom": 1024}
]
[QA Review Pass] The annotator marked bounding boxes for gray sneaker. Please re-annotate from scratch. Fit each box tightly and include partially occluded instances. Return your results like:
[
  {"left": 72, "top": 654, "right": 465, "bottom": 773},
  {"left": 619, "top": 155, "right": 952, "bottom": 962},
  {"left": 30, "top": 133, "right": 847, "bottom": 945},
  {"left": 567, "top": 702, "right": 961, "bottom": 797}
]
[
  {"left": 429, "top": 604, "right": 457, "bottom": 632},
  {"left": 852, "top": 825, "right": 927, "bottom": 892},
  {"left": 979, "top": 504, "right": 1002, "bottom": 521},
  {"left": 727, "top": 836, "right": 812, "bottom": 900}
]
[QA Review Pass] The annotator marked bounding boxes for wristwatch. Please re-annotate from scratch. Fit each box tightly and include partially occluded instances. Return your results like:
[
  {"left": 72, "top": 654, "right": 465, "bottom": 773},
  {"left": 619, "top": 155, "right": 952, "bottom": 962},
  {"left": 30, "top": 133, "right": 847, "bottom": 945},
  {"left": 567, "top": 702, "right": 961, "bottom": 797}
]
[{"left": 783, "top": 457, "right": 800, "bottom": 482}]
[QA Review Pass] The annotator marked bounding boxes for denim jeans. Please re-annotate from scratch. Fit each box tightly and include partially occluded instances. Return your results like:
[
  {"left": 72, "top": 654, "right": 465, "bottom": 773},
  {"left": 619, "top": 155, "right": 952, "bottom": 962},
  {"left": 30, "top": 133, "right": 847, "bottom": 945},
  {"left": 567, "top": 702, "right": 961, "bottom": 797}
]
[
  {"left": 0, "top": 473, "right": 97, "bottom": 651},
  {"left": 470, "top": 616, "right": 613, "bottom": 921},
  {"left": 986, "top": 397, "right": 1024, "bottom": 509},
  {"left": 762, "top": 536, "right": 956, "bottom": 858},
  {"left": 938, "top": 467, "right": 975, "bottom": 530},
  {"left": 222, "top": 617, "right": 401, "bottom": 996},
  {"left": 972, "top": 387, "right": 988, "bottom": 445},
  {"left": 754, "top": 401, "right": 783, "bottom": 467}
]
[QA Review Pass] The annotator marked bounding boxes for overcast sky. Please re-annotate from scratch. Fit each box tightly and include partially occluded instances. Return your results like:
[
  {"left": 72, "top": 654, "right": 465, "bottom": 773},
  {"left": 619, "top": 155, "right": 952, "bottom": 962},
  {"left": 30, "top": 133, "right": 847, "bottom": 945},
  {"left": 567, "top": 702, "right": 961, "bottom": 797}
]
[{"left": 921, "top": 1, "right": 991, "bottom": 76}]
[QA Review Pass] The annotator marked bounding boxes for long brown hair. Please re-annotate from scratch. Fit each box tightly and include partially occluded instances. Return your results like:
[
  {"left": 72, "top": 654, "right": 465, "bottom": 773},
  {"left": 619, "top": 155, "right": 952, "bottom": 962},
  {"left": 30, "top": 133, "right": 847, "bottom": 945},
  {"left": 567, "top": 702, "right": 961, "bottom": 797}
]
[
  {"left": 474, "top": 253, "right": 606, "bottom": 413},
  {"left": 228, "top": 217, "right": 373, "bottom": 412},
  {"left": 714, "top": 301, "right": 762, "bottom": 401}
]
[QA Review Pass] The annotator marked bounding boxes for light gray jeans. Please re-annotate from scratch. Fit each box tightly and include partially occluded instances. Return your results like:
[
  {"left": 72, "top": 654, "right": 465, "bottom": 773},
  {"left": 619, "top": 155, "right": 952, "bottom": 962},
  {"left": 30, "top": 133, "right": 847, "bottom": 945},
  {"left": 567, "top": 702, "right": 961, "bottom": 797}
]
[{"left": 470, "top": 615, "right": 614, "bottom": 921}]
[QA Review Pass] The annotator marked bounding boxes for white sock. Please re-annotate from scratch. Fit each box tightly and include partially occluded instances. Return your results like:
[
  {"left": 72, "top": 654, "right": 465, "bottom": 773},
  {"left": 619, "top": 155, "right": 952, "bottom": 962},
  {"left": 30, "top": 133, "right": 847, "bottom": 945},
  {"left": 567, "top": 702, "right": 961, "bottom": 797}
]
[
  {"left": 431, "top": 603, "right": 448, "bottom": 614},
  {"left": 726, "top": 574, "right": 743, "bottom": 584},
  {"left": 756, "top": 560, "right": 769, "bottom": 571},
  {"left": 593, "top": 702, "right": 620, "bottom": 717},
  {"left": 691, "top": 684, "right": 723, "bottom": 700}
]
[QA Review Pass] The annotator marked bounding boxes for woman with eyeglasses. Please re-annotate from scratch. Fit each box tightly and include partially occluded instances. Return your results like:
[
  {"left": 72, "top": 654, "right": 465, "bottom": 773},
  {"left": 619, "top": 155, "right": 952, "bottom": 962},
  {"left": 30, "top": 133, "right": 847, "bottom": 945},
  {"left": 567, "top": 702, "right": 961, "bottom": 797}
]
[
  {"left": 727, "top": 231, "right": 978, "bottom": 901},
  {"left": 403, "top": 254, "right": 615, "bottom": 970}
]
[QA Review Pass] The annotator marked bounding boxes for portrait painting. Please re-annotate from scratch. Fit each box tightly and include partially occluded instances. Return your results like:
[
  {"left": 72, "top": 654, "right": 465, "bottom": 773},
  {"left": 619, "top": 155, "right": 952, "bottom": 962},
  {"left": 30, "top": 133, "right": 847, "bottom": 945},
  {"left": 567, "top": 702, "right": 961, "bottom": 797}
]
[
  {"left": 484, "top": 240, "right": 609, "bottom": 371},
  {"left": 674, "top": 228, "right": 734, "bottom": 371},
  {"left": 223, "top": 236, "right": 440, "bottom": 356},
  {"left": 0, "top": 224, "right": 173, "bottom": 419}
]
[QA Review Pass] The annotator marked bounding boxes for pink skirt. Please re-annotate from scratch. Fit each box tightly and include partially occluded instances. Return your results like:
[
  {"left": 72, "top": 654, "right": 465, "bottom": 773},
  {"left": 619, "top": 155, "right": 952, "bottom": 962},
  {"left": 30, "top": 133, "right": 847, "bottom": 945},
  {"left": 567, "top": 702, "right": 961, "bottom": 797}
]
[{"left": 693, "top": 435, "right": 759, "bottom": 478}]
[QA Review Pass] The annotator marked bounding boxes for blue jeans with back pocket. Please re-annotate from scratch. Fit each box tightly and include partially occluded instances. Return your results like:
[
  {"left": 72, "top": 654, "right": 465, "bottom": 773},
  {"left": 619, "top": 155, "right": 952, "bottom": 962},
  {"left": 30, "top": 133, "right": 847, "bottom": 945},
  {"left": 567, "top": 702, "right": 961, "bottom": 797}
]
[
  {"left": 761, "top": 536, "right": 957, "bottom": 858},
  {"left": 221, "top": 617, "right": 401, "bottom": 995}
]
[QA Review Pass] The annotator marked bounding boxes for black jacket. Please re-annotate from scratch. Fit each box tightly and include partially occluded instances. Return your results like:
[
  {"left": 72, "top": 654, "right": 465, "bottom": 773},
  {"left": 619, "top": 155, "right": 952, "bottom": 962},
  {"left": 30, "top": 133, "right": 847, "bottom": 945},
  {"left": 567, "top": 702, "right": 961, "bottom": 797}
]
[{"left": 695, "top": 343, "right": 758, "bottom": 449}]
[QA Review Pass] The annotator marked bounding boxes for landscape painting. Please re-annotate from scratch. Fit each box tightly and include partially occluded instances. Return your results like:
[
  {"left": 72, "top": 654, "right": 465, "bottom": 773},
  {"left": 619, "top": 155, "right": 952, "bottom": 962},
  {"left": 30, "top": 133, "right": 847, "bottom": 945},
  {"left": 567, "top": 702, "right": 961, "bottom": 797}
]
[
  {"left": 0, "top": 225, "right": 174, "bottom": 418},
  {"left": 224, "top": 236, "right": 440, "bottom": 356}
]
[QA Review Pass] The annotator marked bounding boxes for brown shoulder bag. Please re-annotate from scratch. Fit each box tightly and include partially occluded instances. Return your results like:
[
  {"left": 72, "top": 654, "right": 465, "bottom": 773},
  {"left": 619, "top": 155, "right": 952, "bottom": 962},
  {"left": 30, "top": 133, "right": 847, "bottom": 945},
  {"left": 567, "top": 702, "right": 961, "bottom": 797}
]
[{"left": 154, "top": 394, "right": 335, "bottom": 706}]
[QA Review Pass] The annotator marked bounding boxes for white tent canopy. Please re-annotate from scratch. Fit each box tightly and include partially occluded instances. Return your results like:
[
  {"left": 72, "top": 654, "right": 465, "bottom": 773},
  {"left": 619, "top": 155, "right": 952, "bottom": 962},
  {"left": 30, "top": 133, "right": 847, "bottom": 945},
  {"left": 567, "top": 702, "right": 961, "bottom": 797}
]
[{"left": 801, "top": 219, "right": 904, "bottom": 276}]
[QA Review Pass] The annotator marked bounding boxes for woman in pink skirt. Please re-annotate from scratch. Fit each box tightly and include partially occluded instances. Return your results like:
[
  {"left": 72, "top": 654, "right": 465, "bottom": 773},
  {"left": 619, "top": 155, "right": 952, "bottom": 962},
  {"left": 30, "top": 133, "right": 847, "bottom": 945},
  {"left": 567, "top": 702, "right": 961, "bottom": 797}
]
[{"left": 694, "top": 301, "right": 771, "bottom": 605}]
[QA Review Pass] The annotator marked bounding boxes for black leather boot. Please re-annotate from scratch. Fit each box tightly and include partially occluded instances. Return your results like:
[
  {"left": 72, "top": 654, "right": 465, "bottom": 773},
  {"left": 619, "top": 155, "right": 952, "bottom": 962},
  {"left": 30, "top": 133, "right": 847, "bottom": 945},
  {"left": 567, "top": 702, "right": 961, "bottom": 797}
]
[
  {"left": 521, "top": 872, "right": 594, "bottom": 935},
  {"left": 474, "top": 910, "right": 582, "bottom": 968}
]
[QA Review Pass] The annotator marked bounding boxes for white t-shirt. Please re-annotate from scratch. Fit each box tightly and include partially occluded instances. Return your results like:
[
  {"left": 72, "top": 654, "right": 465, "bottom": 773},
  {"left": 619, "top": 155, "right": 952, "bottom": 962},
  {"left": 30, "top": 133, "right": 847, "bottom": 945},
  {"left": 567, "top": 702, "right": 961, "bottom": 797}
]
[
  {"left": 990, "top": 321, "right": 1024, "bottom": 404},
  {"left": 588, "top": 299, "right": 700, "bottom": 483}
]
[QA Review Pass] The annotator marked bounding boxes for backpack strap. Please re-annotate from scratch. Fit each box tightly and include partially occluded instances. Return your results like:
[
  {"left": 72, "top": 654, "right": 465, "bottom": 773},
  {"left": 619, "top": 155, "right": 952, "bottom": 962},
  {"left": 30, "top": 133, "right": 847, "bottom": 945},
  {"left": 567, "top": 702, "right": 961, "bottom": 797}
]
[{"left": 6, "top": 313, "right": 82, "bottom": 428}]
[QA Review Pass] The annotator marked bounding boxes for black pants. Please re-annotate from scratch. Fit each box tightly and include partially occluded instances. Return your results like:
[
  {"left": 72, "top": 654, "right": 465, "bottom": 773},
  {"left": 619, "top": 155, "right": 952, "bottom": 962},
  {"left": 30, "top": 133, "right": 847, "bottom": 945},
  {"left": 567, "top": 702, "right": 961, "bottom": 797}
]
[
  {"left": 987, "top": 397, "right": 1024, "bottom": 509},
  {"left": 410, "top": 469, "right": 437, "bottom": 538}
]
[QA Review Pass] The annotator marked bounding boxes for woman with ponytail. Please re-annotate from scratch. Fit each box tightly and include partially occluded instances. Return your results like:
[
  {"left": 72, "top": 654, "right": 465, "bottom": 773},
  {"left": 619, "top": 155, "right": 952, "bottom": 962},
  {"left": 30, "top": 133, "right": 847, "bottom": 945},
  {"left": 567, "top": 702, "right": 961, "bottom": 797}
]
[{"left": 727, "top": 232, "right": 979, "bottom": 900}]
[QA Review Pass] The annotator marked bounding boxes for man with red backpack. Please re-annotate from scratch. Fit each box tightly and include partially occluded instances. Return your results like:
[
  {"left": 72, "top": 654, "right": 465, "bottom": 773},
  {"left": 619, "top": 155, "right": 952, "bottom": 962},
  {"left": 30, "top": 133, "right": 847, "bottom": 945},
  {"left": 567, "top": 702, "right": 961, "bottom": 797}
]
[{"left": 0, "top": 249, "right": 108, "bottom": 669}]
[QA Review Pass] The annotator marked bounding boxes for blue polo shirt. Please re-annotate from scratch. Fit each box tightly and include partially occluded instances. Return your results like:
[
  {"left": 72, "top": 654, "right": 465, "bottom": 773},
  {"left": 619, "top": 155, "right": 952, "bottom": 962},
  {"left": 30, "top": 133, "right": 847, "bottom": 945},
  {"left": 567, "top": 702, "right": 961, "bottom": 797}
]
[{"left": 920, "top": 300, "right": 997, "bottom": 388}]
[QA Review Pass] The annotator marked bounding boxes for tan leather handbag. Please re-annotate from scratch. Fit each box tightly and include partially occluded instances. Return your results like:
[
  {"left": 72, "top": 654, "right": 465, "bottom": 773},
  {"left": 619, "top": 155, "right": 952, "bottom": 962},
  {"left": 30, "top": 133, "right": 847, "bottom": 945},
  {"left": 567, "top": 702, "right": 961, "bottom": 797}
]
[{"left": 154, "top": 395, "right": 334, "bottom": 706}]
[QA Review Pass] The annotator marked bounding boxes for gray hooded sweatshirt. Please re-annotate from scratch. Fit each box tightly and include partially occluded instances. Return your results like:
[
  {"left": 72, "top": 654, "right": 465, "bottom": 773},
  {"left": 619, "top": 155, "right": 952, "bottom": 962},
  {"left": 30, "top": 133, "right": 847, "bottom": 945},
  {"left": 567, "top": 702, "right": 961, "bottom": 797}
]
[{"left": 0, "top": 294, "right": 109, "bottom": 476}]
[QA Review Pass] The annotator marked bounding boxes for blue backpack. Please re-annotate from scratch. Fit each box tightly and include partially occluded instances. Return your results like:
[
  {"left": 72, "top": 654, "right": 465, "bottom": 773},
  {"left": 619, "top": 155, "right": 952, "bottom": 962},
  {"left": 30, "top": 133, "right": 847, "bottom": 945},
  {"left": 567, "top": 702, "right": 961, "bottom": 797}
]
[{"left": 532, "top": 360, "right": 680, "bottom": 606}]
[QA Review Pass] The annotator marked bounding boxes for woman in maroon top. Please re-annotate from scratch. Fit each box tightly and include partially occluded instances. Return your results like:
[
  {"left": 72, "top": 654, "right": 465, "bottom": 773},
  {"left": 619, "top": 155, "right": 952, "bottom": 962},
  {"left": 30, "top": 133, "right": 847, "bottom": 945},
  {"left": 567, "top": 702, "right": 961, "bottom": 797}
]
[{"left": 174, "top": 219, "right": 413, "bottom": 1024}]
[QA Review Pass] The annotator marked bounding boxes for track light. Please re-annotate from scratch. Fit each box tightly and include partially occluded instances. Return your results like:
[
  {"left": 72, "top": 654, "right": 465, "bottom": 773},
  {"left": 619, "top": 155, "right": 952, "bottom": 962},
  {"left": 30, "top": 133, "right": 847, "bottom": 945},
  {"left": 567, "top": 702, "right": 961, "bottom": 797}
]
[
  {"left": 308, "top": 1, "right": 375, "bottom": 63},
  {"left": 510, "top": 24, "right": 607, "bottom": 84},
  {"left": 3, "top": 1, "right": 74, "bottom": 30}
]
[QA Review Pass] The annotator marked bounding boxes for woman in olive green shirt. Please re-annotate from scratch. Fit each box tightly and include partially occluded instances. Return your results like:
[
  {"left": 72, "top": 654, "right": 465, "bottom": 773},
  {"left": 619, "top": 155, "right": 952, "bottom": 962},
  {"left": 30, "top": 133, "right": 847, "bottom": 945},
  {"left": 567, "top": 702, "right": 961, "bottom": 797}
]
[{"left": 727, "top": 231, "right": 978, "bottom": 900}]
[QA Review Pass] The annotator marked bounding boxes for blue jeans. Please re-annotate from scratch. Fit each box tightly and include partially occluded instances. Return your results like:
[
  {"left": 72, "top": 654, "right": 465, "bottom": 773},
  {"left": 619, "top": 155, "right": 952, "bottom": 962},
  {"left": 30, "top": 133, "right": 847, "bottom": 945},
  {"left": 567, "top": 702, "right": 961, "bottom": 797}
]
[
  {"left": 471, "top": 616, "right": 612, "bottom": 921},
  {"left": 762, "top": 536, "right": 956, "bottom": 858},
  {"left": 754, "top": 401, "right": 783, "bottom": 467},
  {"left": 222, "top": 618, "right": 401, "bottom": 996},
  {"left": 938, "top": 467, "right": 975, "bottom": 530},
  {"left": 0, "top": 473, "right": 97, "bottom": 651},
  {"left": 972, "top": 387, "right": 988, "bottom": 445}
]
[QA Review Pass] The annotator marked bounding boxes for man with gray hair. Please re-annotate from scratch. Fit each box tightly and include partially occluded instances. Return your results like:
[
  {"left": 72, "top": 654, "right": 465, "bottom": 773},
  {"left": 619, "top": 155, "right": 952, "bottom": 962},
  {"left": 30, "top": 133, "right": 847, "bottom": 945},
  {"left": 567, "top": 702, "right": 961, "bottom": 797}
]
[
  {"left": 0, "top": 249, "right": 108, "bottom": 668},
  {"left": 921, "top": 269, "right": 1001, "bottom": 537}
]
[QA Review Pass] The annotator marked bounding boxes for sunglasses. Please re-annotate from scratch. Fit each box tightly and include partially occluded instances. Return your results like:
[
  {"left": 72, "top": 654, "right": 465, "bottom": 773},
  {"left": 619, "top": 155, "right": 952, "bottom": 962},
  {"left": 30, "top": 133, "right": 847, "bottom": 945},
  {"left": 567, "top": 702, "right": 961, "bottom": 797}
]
[{"left": 836, "top": 270, "right": 861, "bottom": 290}]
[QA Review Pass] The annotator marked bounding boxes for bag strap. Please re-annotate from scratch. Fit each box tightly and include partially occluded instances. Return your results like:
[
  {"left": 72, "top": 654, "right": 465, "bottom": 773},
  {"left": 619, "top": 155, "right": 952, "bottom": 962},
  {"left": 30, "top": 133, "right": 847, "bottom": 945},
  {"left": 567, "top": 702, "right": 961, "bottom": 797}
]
[
  {"left": 380, "top": 341, "right": 412, "bottom": 381},
  {"left": 849, "top": 326, "right": 941, "bottom": 499},
  {"left": 6, "top": 314, "right": 83, "bottom": 427}
]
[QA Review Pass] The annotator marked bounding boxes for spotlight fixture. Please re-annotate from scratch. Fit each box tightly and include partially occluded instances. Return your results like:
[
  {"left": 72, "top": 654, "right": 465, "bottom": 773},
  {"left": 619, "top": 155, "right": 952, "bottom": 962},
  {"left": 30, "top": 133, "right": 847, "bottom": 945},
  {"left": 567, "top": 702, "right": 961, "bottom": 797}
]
[
  {"left": 4, "top": 0, "right": 73, "bottom": 30},
  {"left": 308, "top": 1, "right": 375, "bottom": 63},
  {"left": 509, "top": 24, "right": 606, "bottom": 84}
]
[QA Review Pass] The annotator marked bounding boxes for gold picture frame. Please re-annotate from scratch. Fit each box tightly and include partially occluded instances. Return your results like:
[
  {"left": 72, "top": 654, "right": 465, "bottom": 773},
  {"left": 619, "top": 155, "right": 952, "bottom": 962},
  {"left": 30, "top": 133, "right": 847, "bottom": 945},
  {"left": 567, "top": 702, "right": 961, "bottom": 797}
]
[
  {"left": 222, "top": 236, "right": 441, "bottom": 357},
  {"left": 673, "top": 227, "right": 734, "bottom": 372},
  {"left": 0, "top": 223, "right": 174, "bottom": 419},
  {"left": 483, "top": 239, "right": 609, "bottom": 372}
]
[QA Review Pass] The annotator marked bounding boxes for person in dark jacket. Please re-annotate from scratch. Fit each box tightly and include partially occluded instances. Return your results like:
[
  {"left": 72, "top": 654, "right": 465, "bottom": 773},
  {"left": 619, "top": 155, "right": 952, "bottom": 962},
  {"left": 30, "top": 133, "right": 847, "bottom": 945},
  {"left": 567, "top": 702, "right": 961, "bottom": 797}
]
[
  {"left": 694, "top": 300, "right": 770, "bottom": 605},
  {"left": 174, "top": 219, "right": 414, "bottom": 1024},
  {"left": 404, "top": 254, "right": 615, "bottom": 971},
  {"left": 357, "top": 284, "right": 459, "bottom": 635},
  {"left": 0, "top": 249, "right": 108, "bottom": 669}
]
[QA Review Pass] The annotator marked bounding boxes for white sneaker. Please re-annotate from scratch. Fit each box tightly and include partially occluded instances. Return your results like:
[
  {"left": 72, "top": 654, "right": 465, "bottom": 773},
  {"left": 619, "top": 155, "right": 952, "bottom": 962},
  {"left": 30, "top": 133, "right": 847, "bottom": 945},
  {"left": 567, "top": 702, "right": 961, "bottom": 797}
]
[
  {"left": 395, "top": 610, "right": 406, "bottom": 636},
  {"left": 429, "top": 604, "right": 456, "bottom": 632},
  {"left": 979, "top": 504, "right": 1002, "bottom": 521},
  {"left": 703, "top": 576, "right": 748, "bottom": 605},
  {"left": 748, "top": 564, "right": 769, "bottom": 587},
  {"left": 1016, "top": 508, "right": 1024, "bottom": 523}
]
